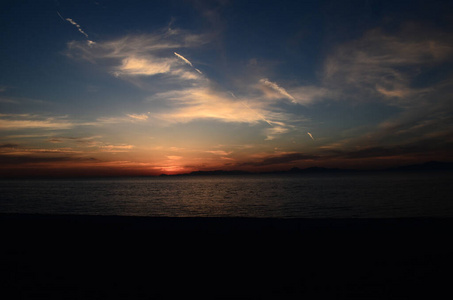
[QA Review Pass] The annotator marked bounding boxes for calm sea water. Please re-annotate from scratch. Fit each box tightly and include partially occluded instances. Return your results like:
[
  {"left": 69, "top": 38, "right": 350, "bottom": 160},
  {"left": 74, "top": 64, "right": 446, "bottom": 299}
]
[{"left": 1, "top": 173, "right": 452, "bottom": 218}]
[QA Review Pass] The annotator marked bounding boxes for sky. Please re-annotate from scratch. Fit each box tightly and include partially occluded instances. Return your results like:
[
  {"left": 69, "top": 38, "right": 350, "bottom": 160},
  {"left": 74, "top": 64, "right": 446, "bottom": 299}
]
[{"left": 1, "top": 0, "right": 453, "bottom": 177}]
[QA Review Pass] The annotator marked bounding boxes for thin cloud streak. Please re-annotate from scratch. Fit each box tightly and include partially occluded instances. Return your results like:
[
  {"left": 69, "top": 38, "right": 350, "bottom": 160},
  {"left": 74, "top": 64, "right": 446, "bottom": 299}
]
[
  {"left": 241, "top": 102, "right": 273, "bottom": 127},
  {"left": 65, "top": 18, "right": 89, "bottom": 39},
  {"left": 259, "top": 78, "right": 296, "bottom": 103},
  {"left": 56, "top": 11, "right": 65, "bottom": 21},
  {"left": 0, "top": 114, "right": 75, "bottom": 130},
  {"left": 323, "top": 25, "right": 453, "bottom": 107},
  {"left": 126, "top": 113, "right": 149, "bottom": 121},
  {"left": 58, "top": 11, "right": 95, "bottom": 45},
  {"left": 230, "top": 92, "right": 273, "bottom": 127},
  {"left": 174, "top": 52, "right": 193, "bottom": 67}
]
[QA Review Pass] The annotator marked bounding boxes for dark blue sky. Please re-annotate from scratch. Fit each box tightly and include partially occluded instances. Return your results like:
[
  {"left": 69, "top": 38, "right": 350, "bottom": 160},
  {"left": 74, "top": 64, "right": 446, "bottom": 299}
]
[{"left": 1, "top": 0, "right": 453, "bottom": 176}]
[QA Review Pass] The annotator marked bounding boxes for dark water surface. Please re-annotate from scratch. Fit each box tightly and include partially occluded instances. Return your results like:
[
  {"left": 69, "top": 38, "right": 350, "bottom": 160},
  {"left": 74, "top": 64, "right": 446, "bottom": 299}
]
[{"left": 1, "top": 172, "right": 452, "bottom": 217}]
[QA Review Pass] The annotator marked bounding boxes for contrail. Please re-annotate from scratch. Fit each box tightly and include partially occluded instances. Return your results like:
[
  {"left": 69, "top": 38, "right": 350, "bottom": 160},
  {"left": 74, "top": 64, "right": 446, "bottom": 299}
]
[
  {"left": 58, "top": 11, "right": 95, "bottom": 45},
  {"left": 174, "top": 52, "right": 203, "bottom": 74},
  {"left": 307, "top": 132, "right": 315, "bottom": 141},
  {"left": 174, "top": 52, "right": 193, "bottom": 67},
  {"left": 57, "top": 11, "right": 65, "bottom": 21},
  {"left": 65, "top": 18, "right": 89, "bottom": 39},
  {"left": 241, "top": 102, "right": 273, "bottom": 127}
]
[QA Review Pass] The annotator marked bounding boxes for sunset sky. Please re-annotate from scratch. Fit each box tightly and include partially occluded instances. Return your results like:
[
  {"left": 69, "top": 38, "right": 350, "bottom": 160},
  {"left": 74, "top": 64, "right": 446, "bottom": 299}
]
[{"left": 1, "top": 0, "right": 453, "bottom": 176}]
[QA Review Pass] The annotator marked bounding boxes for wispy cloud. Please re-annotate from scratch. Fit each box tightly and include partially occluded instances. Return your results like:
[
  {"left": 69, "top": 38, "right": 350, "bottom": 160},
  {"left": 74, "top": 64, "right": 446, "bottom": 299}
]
[
  {"left": 307, "top": 132, "right": 315, "bottom": 141},
  {"left": 67, "top": 32, "right": 205, "bottom": 82},
  {"left": 99, "top": 144, "right": 134, "bottom": 153},
  {"left": 206, "top": 150, "right": 231, "bottom": 156},
  {"left": 289, "top": 86, "right": 331, "bottom": 105},
  {"left": 0, "top": 153, "right": 94, "bottom": 166},
  {"left": 0, "top": 143, "right": 18, "bottom": 149},
  {"left": 149, "top": 87, "right": 266, "bottom": 124},
  {"left": 323, "top": 25, "right": 453, "bottom": 106},
  {"left": 126, "top": 113, "right": 149, "bottom": 121},
  {"left": 320, "top": 23, "right": 453, "bottom": 155},
  {"left": 64, "top": 26, "right": 306, "bottom": 141},
  {"left": 47, "top": 136, "right": 102, "bottom": 148},
  {"left": 0, "top": 114, "right": 75, "bottom": 130},
  {"left": 230, "top": 92, "right": 273, "bottom": 127},
  {"left": 264, "top": 125, "right": 289, "bottom": 141},
  {"left": 259, "top": 78, "right": 296, "bottom": 103},
  {"left": 240, "top": 101, "right": 273, "bottom": 127}
]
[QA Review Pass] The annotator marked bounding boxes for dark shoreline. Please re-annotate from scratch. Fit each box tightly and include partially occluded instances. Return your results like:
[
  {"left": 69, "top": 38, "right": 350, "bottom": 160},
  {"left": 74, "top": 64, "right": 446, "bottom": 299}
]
[{"left": 2, "top": 214, "right": 453, "bottom": 299}]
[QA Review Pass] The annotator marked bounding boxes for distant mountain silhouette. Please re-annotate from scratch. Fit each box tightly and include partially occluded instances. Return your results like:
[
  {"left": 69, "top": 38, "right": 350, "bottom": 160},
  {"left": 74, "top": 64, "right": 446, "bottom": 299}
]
[
  {"left": 160, "top": 161, "right": 453, "bottom": 176},
  {"left": 386, "top": 161, "right": 453, "bottom": 172}
]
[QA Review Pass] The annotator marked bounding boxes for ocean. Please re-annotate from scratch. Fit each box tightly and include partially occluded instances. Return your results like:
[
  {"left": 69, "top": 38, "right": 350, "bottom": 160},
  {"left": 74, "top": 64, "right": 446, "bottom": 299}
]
[{"left": 1, "top": 172, "right": 452, "bottom": 218}]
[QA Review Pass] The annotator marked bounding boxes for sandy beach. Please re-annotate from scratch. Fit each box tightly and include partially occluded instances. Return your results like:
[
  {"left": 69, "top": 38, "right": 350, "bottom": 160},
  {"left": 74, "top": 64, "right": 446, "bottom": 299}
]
[{"left": 1, "top": 214, "right": 452, "bottom": 299}]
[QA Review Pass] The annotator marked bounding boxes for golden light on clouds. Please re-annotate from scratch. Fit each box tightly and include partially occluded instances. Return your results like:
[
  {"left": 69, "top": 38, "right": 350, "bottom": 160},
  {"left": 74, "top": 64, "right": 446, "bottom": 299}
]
[{"left": 1, "top": 1, "right": 453, "bottom": 177}]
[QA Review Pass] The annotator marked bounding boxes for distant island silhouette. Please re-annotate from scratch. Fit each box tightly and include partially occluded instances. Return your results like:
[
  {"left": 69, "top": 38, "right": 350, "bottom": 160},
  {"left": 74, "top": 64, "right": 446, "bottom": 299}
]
[{"left": 160, "top": 161, "right": 453, "bottom": 176}]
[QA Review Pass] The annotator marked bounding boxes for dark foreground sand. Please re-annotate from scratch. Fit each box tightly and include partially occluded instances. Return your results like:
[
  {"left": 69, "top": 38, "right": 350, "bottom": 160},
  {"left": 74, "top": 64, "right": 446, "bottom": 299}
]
[{"left": 1, "top": 214, "right": 453, "bottom": 299}]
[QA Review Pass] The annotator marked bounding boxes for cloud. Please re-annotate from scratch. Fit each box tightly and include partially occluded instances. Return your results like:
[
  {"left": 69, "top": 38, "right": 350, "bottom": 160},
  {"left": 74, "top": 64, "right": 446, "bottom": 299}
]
[
  {"left": 144, "top": 85, "right": 303, "bottom": 141},
  {"left": 240, "top": 101, "right": 273, "bottom": 127},
  {"left": 264, "top": 125, "right": 289, "bottom": 141},
  {"left": 127, "top": 113, "right": 149, "bottom": 121},
  {"left": 206, "top": 150, "right": 231, "bottom": 156},
  {"left": 66, "top": 31, "right": 207, "bottom": 82},
  {"left": 0, "top": 114, "right": 75, "bottom": 130},
  {"left": 240, "top": 152, "right": 319, "bottom": 167},
  {"left": 65, "top": 30, "right": 303, "bottom": 141},
  {"left": 148, "top": 87, "right": 268, "bottom": 125},
  {"left": 259, "top": 78, "right": 296, "bottom": 103},
  {"left": 166, "top": 155, "right": 182, "bottom": 160},
  {"left": 323, "top": 25, "right": 453, "bottom": 106},
  {"left": 99, "top": 144, "right": 134, "bottom": 153},
  {"left": 59, "top": 12, "right": 95, "bottom": 46},
  {"left": 307, "top": 132, "right": 315, "bottom": 141},
  {"left": 316, "top": 23, "right": 453, "bottom": 157},
  {"left": 0, "top": 154, "right": 94, "bottom": 166},
  {"left": 326, "top": 135, "right": 453, "bottom": 160},
  {"left": 174, "top": 51, "right": 204, "bottom": 75},
  {"left": 1, "top": 147, "right": 81, "bottom": 155},
  {"left": 114, "top": 56, "right": 172, "bottom": 77},
  {"left": 47, "top": 136, "right": 102, "bottom": 147},
  {"left": 174, "top": 52, "right": 193, "bottom": 67},
  {"left": 65, "top": 18, "right": 89, "bottom": 39},
  {"left": 0, "top": 143, "right": 18, "bottom": 148},
  {"left": 0, "top": 143, "right": 94, "bottom": 167},
  {"left": 289, "top": 86, "right": 332, "bottom": 105}
]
